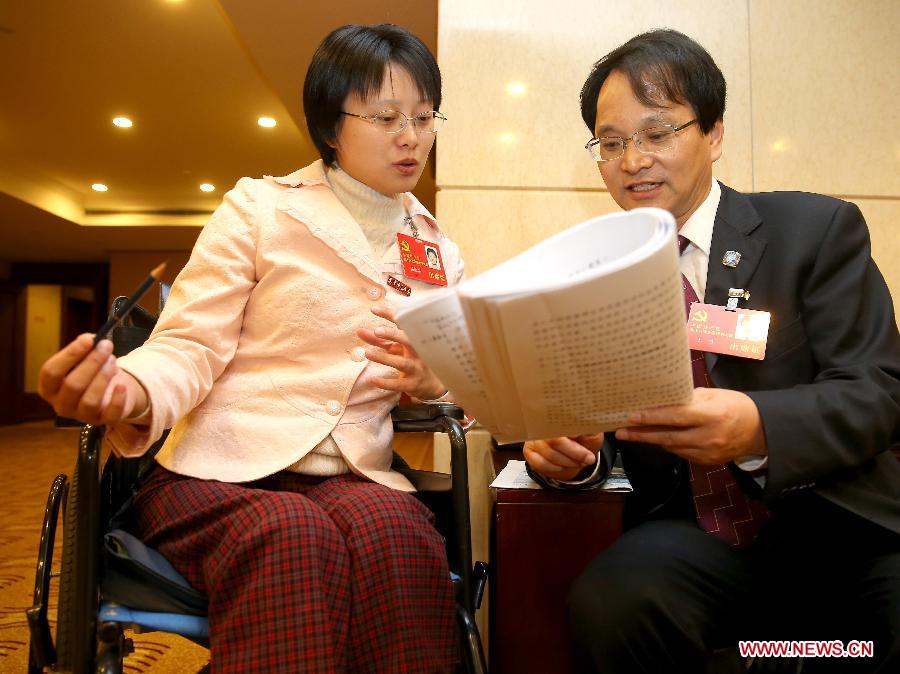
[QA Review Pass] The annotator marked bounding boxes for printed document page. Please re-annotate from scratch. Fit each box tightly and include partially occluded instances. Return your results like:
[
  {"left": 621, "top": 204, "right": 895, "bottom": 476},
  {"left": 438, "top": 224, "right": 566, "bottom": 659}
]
[
  {"left": 395, "top": 208, "right": 693, "bottom": 442},
  {"left": 493, "top": 239, "right": 692, "bottom": 442},
  {"left": 393, "top": 288, "right": 499, "bottom": 431}
]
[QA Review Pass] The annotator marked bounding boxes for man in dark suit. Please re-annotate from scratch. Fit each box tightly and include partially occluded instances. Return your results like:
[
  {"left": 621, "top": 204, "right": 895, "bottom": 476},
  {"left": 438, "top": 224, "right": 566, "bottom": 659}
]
[{"left": 524, "top": 30, "right": 900, "bottom": 673}]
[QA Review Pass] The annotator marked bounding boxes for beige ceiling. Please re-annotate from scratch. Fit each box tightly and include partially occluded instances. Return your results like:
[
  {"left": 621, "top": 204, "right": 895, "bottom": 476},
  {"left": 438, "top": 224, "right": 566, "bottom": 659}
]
[{"left": 0, "top": 0, "right": 437, "bottom": 263}]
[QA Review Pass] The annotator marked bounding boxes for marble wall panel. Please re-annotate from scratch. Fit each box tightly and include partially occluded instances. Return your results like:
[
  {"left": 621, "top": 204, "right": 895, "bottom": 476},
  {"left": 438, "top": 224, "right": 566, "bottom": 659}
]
[
  {"left": 437, "top": 189, "right": 621, "bottom": 275},
  {"left": 749, "top": 0, "right": 900, "bottom": 196},
  {"left": 853, "top": 197, "right": 900, "bottom": 318},
  {"left": 437, "top": 0, "right": 753, "bottom": 193}
]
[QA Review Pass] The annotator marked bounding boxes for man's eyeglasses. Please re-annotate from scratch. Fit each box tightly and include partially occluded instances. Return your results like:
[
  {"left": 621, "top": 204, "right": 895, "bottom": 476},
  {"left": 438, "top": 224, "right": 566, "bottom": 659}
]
[
  {"left": 585, "top": 119, "right": 698, "bottom": 162},
  {"left": 340, "top": 109, "right": 447, "bottom": 135}
]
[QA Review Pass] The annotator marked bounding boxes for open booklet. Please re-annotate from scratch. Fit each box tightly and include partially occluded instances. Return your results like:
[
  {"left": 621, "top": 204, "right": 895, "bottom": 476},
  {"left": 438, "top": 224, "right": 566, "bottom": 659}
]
[{"left": 394, "top": 207, "right": 694, "bottom": 444}]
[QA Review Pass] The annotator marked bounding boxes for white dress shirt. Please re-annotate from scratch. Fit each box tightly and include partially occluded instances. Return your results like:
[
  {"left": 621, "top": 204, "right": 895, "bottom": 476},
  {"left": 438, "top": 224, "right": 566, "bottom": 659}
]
[{"left": 678, "top": 178, "right": 768, "bottom": 474}]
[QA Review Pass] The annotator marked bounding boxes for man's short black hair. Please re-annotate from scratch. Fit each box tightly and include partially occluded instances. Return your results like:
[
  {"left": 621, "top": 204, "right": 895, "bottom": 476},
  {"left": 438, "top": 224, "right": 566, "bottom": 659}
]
[
  {"left": 580, "top": 29, "right": 725, "bottom": 136},
  {"left": 303, "top": 24, "right": 441, "bottom": 166}
]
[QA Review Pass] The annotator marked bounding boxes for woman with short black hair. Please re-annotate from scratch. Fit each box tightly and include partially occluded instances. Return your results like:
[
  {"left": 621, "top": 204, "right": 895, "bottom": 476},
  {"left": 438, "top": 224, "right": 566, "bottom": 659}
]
[{"left": 39, "top": 23, "right": 460, "bottom": 673}]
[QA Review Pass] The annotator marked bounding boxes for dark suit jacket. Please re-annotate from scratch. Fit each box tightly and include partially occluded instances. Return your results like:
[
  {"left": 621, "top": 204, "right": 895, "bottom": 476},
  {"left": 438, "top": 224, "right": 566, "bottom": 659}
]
[{"left": 607, "top": 183, "right": 900, "bottom": 535}]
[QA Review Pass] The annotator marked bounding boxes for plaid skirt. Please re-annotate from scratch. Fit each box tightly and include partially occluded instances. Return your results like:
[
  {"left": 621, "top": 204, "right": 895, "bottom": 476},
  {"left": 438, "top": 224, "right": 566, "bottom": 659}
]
[{"left": 134, "top": 466, "right": 456, "bottom": 674}]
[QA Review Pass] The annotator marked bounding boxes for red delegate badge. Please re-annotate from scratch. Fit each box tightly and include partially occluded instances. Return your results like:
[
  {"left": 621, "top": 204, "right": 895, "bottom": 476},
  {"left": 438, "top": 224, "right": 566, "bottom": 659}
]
[
  {"left": 396, "top": 233, "right": 447, "bottom": 286},
  {"left": 687, "top": 303, "right": 771, "bottom": 360}
]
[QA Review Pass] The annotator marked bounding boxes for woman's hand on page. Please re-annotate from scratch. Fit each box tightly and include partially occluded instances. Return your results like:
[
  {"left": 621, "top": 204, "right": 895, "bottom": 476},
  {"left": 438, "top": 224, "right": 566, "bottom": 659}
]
[
  {"left": 524, "top": 434, "right": 604, "bottom": 481},
  {"left": 357, "top": 305, "right": 447, "bottom": 401}
]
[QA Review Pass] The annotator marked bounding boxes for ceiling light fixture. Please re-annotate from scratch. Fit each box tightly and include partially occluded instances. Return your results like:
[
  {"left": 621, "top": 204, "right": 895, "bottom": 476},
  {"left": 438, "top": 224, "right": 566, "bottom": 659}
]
[
  {"left": 506, "top": 82, "right": 527, "bottom": 96},
  {"left": 112, "top": 116, "right": 133, "bottom": 128},
  {"left": 257, "top": 116, "right": 277, "bottom": 128},
  {"left": 91, "top": 183, "right": 109, "bottom": 192},
  {"left": 199, "top": 183, "right": 215, "bottom": 192}
]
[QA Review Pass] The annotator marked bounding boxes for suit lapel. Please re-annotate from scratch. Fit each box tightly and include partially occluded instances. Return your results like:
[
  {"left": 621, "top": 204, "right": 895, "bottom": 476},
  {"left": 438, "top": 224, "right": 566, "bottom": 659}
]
[{"left": 704, "top": 183, "right": 767, "bottom": 373}]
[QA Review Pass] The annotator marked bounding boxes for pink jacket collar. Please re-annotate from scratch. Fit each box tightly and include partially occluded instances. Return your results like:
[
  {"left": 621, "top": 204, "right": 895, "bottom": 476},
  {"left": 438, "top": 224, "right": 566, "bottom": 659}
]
[{"left": 268, "top": 160, "right": 442, "bottom": 233}]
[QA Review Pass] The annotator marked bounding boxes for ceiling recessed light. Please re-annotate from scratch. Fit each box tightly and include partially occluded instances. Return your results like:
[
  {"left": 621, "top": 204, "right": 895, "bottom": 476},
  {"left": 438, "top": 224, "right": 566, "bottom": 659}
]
[
  {"left": 506, "top": 82, "right": 527, "bottom": 96},
  {"left": 112, "top": 116, "right": 133, "bottom": 128},
  {"left": 91, "top": 183, "right": 109, "bottom": 192},
  {"left": 199, "top": 183, "right": 215, "bottom": 192},
  {"left": 257, "top": 116, "right": 277, "bottom": 128}
]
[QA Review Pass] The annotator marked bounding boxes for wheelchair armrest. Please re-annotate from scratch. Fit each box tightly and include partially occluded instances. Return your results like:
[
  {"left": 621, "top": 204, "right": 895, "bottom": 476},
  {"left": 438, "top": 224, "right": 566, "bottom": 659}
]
[
  {"left": 390, "top": 403, "right": 478, "bottom": 618},
  {"left": 391, "top": 403, "right": 464, "bottom": 433},
  {"left": 390, "top": 404, "right": 462, "bottom": 491},
  {"left": 395, "top": 468, "right": 452, "bottom": 492}
]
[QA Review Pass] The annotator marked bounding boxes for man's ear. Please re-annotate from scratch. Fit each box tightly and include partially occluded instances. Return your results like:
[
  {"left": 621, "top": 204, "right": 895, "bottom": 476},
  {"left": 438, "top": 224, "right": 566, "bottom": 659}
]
[{"left": 708, "top": 118, "right": 724, "bottom": 163}]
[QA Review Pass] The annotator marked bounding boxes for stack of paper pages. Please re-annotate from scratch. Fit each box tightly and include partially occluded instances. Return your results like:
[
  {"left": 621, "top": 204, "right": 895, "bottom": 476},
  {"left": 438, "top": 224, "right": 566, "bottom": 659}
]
[{"left": 395, "top": 207, "right": 694, "bottom": 443}]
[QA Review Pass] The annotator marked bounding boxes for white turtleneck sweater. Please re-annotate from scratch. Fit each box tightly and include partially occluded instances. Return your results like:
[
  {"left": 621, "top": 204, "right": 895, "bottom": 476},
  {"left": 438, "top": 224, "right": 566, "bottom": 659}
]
[{"left": 287, "top": 165, "right": 409, "bottom": 477}]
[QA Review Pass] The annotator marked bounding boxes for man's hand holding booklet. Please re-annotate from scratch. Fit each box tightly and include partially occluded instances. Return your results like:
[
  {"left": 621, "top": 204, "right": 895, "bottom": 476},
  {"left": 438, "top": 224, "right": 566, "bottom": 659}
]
[{"left": 394, "top": 207, "right": 694, "bottom": 443}]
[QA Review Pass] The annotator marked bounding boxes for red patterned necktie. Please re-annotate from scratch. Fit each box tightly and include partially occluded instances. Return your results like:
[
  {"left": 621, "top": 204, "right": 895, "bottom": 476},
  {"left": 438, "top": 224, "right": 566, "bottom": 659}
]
[{"left": 678, "top": 235, "right": 768, "bottom": 548}]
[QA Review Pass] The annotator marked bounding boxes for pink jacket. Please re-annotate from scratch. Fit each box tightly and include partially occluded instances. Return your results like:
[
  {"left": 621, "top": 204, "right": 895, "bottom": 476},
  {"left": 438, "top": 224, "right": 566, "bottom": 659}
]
[{"left": 117, "top": 161, "right": 464, "bottom": 491}]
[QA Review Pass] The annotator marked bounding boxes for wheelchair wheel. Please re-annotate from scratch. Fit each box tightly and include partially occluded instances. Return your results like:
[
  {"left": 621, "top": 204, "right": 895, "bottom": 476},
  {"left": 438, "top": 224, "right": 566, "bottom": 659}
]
[
  {"left": 54, "top": 458, "right": 75, "bottom": 670},
  {"left": 56, "top": 426, "right": 102, "bottom": 673}
]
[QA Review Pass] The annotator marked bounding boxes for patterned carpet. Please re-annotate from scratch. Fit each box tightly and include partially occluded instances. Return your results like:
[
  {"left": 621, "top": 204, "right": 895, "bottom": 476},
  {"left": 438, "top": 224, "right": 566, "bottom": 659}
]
[{"left": 0, "top": 421, "right": 207, "bottom": 673}]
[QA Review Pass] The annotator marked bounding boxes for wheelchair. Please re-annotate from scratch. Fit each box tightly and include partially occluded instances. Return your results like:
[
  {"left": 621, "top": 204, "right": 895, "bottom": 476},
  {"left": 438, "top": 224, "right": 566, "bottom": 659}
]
[{"left": 26, "top": 297, "right": 489, "bottom": 673}]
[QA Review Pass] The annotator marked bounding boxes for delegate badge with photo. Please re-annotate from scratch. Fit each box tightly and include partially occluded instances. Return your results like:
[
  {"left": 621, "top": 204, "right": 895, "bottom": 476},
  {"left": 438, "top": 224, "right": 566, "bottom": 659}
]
[
  {"left": 687, "top": 303, "right": 771, "bottom": 360},
  {"left": 396, "top": 233, "right": 447, "bottom": 286}
]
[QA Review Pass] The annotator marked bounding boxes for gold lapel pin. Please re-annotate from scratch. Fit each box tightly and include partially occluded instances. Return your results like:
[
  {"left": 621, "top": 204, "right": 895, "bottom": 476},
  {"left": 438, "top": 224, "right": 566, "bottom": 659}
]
[{"left": 722, "top": 250, "right": 741, "bottom": 267}]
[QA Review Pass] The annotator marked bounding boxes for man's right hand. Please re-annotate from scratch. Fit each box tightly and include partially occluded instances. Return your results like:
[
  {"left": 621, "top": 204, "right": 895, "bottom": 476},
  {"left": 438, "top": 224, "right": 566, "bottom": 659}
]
[
  {"left": 38, "top": 333, "right": 148, "bottom": 428},
  {"left": 523, "top": 434, "right": 605, "bottom": 481}
]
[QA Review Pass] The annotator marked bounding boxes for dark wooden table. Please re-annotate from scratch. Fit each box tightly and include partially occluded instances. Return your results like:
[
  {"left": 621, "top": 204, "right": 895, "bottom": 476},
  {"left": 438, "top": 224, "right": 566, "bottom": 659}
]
[{"left": 490, "top": 451, "right": 626, "bottom": 674}]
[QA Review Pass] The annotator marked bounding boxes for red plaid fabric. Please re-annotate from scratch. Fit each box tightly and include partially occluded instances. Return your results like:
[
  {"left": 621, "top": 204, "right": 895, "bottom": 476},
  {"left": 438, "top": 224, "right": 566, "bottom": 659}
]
[
  {"left": 678, "top": 235, "right": 769, "bottom": 549},
  {"left": 134, "top": 466, "right": 456, "bottom": 673}
]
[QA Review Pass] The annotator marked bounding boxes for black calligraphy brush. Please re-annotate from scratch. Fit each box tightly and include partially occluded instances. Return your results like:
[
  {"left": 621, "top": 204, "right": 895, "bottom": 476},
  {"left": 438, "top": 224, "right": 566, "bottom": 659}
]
[{"left": 93, "top": 261, "right": 167, "bottom": 346}]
